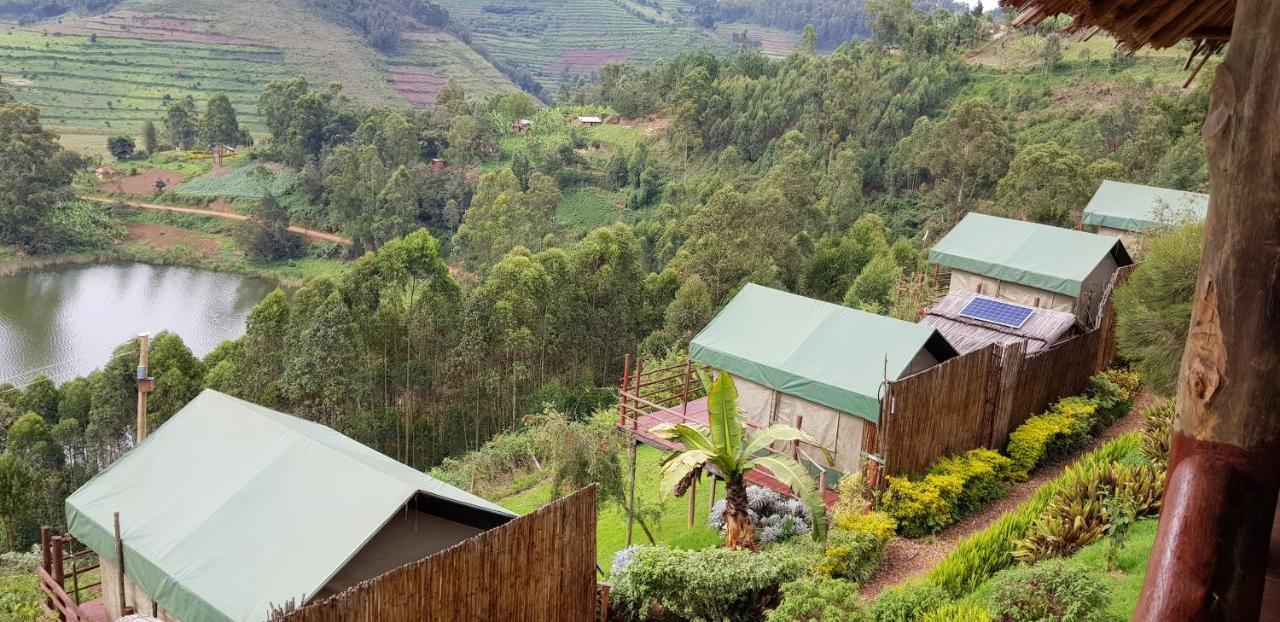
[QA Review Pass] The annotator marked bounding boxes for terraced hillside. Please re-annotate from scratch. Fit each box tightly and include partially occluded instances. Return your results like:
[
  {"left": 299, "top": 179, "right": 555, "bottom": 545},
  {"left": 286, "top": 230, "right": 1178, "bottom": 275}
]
[
  {"left": 436, "top": 0, "right": 732, "bottom": 90},
  {"left": 0, "top": 25, "right": 290, "bottom": 137},
  {"left": 0, "top": 0, "right": 524, "bottom": 155}
]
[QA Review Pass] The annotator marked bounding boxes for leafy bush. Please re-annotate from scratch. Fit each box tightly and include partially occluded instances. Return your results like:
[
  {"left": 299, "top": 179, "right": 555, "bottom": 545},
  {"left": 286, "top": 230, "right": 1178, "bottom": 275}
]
[
  {"left": 989, "top": 559, "right": 1111, "bottom": 622},
  {"left": 919, "top": 604, "right": 991, "bottom": 622},
  {"left": 1006, "top": 404, "right": 1092, "bottom": 478},
  {"left": 869, "top": 581, "right": 951, "bottom": 622},
  {"left": 817, "top": 529, "right": 886, "bottom": 582},
  {"left": 880, "top": 474, "right": 964, "bottom": 537},
  {"left": 1087, "top": 372, "right": 1134, "bottom": 428},
  {"left": 1114, "top": 222, "right": 1203, "bottom": 395},
  {"left": 1100, "top": 368, "right": 1140, "bottom": 396},
  {"left": 611, "top": 545, "right": 813, "bottom": 621},
  {"left": 1138, "top": 399, "right": 1173, "bottom": 469},
  {"left": 929, "top": 449, "right": 1016, "bottom": 519},
  {"left": 1014, "top": 462, "right": 1163, "bottom": 563},
  {"left": 834, "top": 511, "right": 897, "bottom": 544},
  {"left": 767, "top": 577, "right": 869, "bottom": 622},
  {"left": 832, "top": 466, "right": 875, "bottom": 521},
  {"left": 926, "top": 434, "right": 1140, "bottom": 597}
]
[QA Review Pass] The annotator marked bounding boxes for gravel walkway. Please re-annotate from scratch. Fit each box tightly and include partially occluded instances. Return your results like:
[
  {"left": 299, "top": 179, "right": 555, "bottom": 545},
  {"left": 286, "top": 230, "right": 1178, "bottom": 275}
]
[{"left": 858, "top": 391, "right": 1154, "bottom": 599}]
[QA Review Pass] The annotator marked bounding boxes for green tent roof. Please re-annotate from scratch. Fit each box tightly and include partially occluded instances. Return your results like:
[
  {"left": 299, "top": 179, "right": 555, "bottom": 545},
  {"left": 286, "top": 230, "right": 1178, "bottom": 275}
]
[
  {"left": 66, "top": 390, "right": 513, "bottom": 622},
  {"left": 1081, "top": 180, "right": 1209, "bottom": 232},
  {"left": 688, "top": 284, "right": 957, "bottom": 423},
  {"left": 928, "top": 213, "right": 1131, "bottom": 297}
]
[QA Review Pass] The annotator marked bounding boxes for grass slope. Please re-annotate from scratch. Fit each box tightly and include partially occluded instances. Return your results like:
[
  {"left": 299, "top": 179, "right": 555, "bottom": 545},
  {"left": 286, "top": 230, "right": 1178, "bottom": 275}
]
[{"left": 498, "top": 444, "right": 727, "bottom": 571}]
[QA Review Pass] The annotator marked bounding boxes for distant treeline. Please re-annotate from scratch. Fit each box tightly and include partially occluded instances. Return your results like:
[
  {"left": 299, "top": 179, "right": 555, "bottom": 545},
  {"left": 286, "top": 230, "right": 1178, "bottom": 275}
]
[
  {"left": 0, "top": 0, "right": 116, "bottom": 22},
  {"left": 688, "top": 0, "right": 970, "bottom": 49}
]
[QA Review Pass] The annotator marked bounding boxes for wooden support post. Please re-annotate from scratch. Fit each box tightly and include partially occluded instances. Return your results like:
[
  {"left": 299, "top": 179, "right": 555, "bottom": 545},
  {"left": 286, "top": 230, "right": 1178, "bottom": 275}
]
[
  {"left": 619, "top": 354, "right": 631, "bottom": 426},
  {"left": 135, "top": 333, "right": 151, "bottom": 443},
  {"left": 680, "top": 359, "right": 692, "bottom": 419},
  {"left": 819, "top": 469, "right": 828, "bottom": 495},
  {"left": 631, "top": 358, "right": 643, "bottom": 432},
  {"left": 40, "top": 527, "right": 53, "bottom": 614},
  {"left": 625, "top": 440, "right": 638, "bottom": 548},
  {"left": 687, "top": 474, "right": 698, "bottom": 527},
  {"left": 114, "top": 512, "right": 127, "bottom": 616},
  {"left": 1135, "top": 3, "right": 1280, "bottom": 619},
  {"left": 51, "top": 535, "right": 65, "bottom": 622},
  {"left": 792, "top": 414, "right": 804, "bottom": 460},
  {"left": 709, "top": 476, "right": 717, "bottom": 508}
]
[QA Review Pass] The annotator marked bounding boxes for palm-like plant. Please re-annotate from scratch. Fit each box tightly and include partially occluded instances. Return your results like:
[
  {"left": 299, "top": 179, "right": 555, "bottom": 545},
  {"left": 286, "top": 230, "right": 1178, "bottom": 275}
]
[{"left": 653, "top": 372, "right": 829, "bottom": 549}]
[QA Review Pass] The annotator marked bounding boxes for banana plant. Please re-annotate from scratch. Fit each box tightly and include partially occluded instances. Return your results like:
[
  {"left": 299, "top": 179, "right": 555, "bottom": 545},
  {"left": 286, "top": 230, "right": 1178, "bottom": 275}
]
[{"left": 652, "top": 371, "right": 829, "bottom": 549}]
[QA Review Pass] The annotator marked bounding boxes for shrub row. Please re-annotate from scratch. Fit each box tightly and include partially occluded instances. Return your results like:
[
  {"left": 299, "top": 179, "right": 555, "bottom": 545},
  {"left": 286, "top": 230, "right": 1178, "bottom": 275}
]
[
  {"left": 924, "top": 433, "right": 1141, "bottom": 596},
  {"left": 879, "top": 448, "right": 1017, "bottom": 537},
  {"left": 1006, "top": 368, "right": 1139, "bottom": 477}
]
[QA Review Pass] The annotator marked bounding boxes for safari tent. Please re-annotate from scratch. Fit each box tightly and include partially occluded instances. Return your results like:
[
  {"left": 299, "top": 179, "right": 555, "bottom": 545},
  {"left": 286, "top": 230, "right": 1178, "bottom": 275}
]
[
  {"left": 1082, "top": 180, "right": 1208, "bottom": 248},
  {"left": 928, "top": 213, "right": 1133, "bottom": 325},
  {"left": 65, "top": 390, "right": 514, "bottom": 622},
  {"left": 688, "top": 284, "right": 958, "bottom": 474}
]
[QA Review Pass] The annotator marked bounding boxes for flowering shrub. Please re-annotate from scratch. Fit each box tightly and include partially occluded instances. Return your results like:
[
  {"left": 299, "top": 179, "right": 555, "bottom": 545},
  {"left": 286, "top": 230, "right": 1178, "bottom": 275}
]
[
  {"left": 816, "top": 529, "right": 885, "bottom": 582},
  {"left": 929, "top": 449, "right": 1016, "bottom": 520},
  {"left": 919, "top": 604, "right": 991, "bottom": 622},
  {"left": 709, "top": 485, "right": 814, "bottom": 544},
  {"left": 834, "top": 511, "right": 897, "bottom": 544},
  {"left": 880, "top": 474, "right": 965, "bottom": 537}
]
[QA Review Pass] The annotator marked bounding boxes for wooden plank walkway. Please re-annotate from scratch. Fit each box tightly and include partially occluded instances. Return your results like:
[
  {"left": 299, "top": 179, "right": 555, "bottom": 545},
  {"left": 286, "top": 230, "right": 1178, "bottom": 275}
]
[
  {"left": 79, "top": 599, "right": 109, "bottom": 622},
  {"left": 621, "top": 397, "right": 839, "bottom": 507}
]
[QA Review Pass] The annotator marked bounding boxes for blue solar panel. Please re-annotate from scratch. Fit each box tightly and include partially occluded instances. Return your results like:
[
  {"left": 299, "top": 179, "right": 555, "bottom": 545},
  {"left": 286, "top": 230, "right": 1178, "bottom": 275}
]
[{"left": 959, "top": 296, "right": 1035, "bottom": 329}]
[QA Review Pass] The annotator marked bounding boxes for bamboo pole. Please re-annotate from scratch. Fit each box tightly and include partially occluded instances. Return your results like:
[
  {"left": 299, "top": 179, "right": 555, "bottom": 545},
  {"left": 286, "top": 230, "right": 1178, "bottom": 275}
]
[
  {"left": 114, "top": 512, "right": 126, "bottom": 616},
  {"left": 625, "top": 440, "right": 638, "bottom": 547}
]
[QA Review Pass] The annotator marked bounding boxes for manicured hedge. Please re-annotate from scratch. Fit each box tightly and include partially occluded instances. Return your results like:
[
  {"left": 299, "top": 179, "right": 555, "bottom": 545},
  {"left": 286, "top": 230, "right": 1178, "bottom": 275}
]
[{"left": 880, "top": 449, "right": 1017, "bottom": 537}]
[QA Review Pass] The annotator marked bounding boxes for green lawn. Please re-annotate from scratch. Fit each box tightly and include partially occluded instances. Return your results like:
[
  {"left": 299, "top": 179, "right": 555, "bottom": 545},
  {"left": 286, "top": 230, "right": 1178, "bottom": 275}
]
[{"left": 498, "top": 444, "right": 727, "bottom": 572}]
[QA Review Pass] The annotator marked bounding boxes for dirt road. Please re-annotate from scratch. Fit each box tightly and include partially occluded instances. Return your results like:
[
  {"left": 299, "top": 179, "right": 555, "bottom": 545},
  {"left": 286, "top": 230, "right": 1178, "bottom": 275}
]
[{"left": 83, "top": 195, "right": 352, "bottom": 245}]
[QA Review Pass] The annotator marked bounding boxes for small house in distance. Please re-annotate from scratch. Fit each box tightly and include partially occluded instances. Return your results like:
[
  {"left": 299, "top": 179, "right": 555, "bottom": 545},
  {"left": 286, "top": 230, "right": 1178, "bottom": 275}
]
[
  {"left": 928, "top": 213, "right": 1133, "bottom": 325},
  {"left": 65, "top": 390, "right": 514, "bottom": 622},
  {"left": 686, "top": 284, "right": 958, "bottom": 475},
  {"left": 1082, "top": 180, "right": 1208, "bottom": 249},
  {"left": 920, "top": 289, "right": 1078, "bottom": 355},
  {"left": 575, "top": 115, "right": 603, "bottom": 126}
]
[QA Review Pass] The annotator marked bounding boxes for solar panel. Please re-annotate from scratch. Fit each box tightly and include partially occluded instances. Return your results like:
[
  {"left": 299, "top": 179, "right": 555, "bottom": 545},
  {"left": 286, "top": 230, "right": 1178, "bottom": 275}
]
[{"left": 959, "top": 296, "right": 1036, "bottom": 329}]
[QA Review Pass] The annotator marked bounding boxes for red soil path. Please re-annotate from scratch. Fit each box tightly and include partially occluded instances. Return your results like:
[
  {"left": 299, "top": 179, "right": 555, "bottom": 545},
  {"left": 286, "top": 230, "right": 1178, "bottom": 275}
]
[
  {"left": 388, "top": 67, "right": 449, "bottom": 107},
  {"left": 83, "top": 196, "right": 352, "bottom": 245}
]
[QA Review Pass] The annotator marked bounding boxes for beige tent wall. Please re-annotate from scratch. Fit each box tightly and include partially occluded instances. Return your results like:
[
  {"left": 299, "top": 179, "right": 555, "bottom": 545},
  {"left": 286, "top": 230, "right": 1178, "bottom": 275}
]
[
  {"left": 904, "top": 349, "right": 940, "bottom": 376},
  {"left": 1094, "top": 226, "right": 1146, "bottom": 251},
  {"left": 731, "top": 375, "right": 777, "bottom": 428},
  {"left": 948, "top": 270, "right": 1078, "bottom": 319},
  {"left": 746, "top": 390, "right": 868, "bottom": 475},
  {"left": 1076, "top": 254, "right": 1120, "bottom": 326},
  {"left": 101, "top": 559, "right": 182, "bottom": 622},
  {"left": 317, "top": 509, "right": 483, "bottom": 598}
]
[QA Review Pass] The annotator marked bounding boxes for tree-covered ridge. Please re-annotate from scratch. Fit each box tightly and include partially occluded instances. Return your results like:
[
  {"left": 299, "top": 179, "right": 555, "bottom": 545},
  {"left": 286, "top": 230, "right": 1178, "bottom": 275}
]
[
  {"left": 0, "top": 0, "right": 115, "bottom": 22},
  {"left": 689, "top": 0, "right": 972, "bottom": 50}
]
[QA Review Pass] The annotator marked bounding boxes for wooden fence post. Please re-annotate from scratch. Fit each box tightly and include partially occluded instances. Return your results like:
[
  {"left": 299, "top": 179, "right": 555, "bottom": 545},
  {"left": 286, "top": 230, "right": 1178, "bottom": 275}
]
[
  {"left": 40, "top": 527, "right": 53, "bottom": 615},
  {"left": 631, "top": 358, "right": 643, "bottom": 432},
  {"left": 51, "top": 535, "right": 65, "bottom": 622},
  {"left": 619, "top": 354, "right": 631, "bottom": 426},
  {"left": 680, "top": 359, "right": 692, "bottom": 419}
]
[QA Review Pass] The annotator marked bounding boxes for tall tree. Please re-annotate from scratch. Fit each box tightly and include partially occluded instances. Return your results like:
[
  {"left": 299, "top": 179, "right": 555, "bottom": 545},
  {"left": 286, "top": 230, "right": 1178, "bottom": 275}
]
[
  {"left": 919, "top": 98, "right": 1013, "bottom": 217},
  {"left": 0, "top": 103, "right": 79, "bottom": 249},
  {"left": 995, "top": 142, "right": 1092, "bottom": 227},
  {"left": 141, "top": 119, "right": 159, "bottom": 154},
  {"left": 163, "top": 98, "right": 200, "bottom": 150},
  {"left": 199, "top": 93, "right": 243, "bottom": 148}
]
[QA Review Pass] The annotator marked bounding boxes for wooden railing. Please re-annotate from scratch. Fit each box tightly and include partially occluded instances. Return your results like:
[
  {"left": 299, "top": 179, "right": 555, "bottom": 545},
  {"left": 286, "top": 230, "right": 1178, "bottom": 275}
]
[{"left": 38, "top": 527, "right": 101, "bottom": 622}]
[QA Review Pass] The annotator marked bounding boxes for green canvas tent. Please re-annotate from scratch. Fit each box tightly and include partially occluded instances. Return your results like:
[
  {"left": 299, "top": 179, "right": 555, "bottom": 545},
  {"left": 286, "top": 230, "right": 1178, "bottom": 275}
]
[
  {"left": 928, "top": 212, "right": 1132, "bottom": 298},
  {"left": 688, "top": 284, "right": 958, "bottom": 424},
  {"left": 1082, "top": 180, "right": 1209, "bottom": 232},
  {"left": 65, "top": 390, "right": 513, "bottom": 622}
]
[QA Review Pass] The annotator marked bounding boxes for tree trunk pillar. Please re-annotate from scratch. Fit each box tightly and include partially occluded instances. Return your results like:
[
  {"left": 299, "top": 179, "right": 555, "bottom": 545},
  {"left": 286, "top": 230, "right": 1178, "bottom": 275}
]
[{"left": 1135, "top": 2, "right": 1280, "bottom": 619}]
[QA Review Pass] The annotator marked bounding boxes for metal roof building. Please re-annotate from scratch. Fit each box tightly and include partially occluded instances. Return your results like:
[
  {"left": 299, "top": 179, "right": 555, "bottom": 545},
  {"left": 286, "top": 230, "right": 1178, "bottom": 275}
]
[{"left": 66, "top": 390, "right": 514, "bottom": 622}]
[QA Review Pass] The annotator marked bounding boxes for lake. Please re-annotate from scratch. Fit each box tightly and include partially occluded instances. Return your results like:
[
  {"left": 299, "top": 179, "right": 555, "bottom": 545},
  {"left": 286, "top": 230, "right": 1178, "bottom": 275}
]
[{"left": 0, "top": 262, "right": 279, "bottom": 385}]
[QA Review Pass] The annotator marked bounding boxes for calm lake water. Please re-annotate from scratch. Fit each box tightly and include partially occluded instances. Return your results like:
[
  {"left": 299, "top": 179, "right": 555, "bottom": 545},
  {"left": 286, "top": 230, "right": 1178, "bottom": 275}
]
[{"left": 0, "top": 262, "right": 278, "bottom": 385}]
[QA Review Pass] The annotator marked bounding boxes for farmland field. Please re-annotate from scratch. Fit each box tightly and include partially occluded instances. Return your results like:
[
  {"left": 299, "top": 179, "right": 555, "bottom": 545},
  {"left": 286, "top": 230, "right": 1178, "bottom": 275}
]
[
  {"left": 390, "top": 31, "right": 523, "bottom": 106},
  {"left": 556, "top": 186, "right": 643, "bottom": 237},
  {"left": 715, "top": 22, "right": 800, "bottom": 57},
  {"left": 174, "top": 163, "right": 300, "bottom": 199},
  {"left": 434, "top": 0, "right": 732, "bottom": 89},
  {"left": 0, "top": 26, "right": 290, "bottom": 138}
]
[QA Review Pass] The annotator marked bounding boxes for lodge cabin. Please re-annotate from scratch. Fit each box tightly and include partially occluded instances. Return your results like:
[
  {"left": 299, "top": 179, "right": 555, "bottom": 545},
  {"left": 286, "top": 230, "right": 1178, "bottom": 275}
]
[
  {"left": 574, "top": 115, "right": 603, "bottom": 126},
  {"left": 1081, "top": 180, "right": 1208, "bottom": 250},
  {"left": 619, "top": 284, "right": 959, "bottom": 500},
  {"left": 513, "top": 118, "right": 533, "bottom": 133},
  {"left": 60, "top": 390, "right": 513, "bottom": 622},
  {"left": 928, "top": 212, "right": 1133, "bottom": 326}
]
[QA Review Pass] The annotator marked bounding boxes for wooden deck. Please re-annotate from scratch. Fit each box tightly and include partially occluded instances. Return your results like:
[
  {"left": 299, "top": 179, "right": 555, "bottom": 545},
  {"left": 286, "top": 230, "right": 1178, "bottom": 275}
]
[
  {"left": 80, "top": 599, "right": 109, "bottom": 622},
  {"left": 621, "top": 396, "right": 840, "bottom": 508}
]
